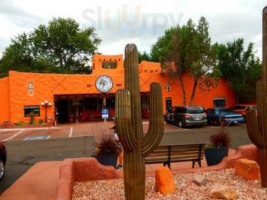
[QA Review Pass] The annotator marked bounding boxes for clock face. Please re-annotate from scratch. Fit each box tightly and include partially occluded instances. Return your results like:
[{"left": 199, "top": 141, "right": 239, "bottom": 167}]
[{"left": 96, "top": 75, "right": 113, "bottom": 93}]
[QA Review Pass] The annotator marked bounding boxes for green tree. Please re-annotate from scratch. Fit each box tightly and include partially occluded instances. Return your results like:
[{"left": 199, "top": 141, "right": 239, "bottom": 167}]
[
  {"left": 188, "top": 17, "right": 218, "bottom": 105},
  {"left": 138, "top": 51, "right": 151, "bottom": 63},
  {"left": 216, "top": 39, "right": 262, "bottom": 102},
  {"left": 151, "top": 17, "right": 217, "bottom": 105},
  {"left": 0, "top": 17, "right": 101, "bottom": 77}
]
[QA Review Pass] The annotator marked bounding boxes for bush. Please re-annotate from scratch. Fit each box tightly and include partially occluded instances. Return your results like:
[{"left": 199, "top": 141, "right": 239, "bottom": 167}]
[
  {"left": 95, "top": 134, "right": 122, "bottom": 156},
  {"left": 209, "top": 126, "right": 231, "bottom": 148},
  {"left": 29, "top": 112, "right": 35, "bottom": 125},
  {"left": 38, "top": 119, "right": 44, "bottom": 124},
  {"left": 17, "top": 121, "right": 27, "bottom": 126}
]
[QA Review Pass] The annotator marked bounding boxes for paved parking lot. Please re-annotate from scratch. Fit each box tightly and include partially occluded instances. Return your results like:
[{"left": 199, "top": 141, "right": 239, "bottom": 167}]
[
  {"left": 0, "top": 121, "right": 185, "bottom": 142},
  {"left": 0, "top": 122, "right": 252, "bottom": 194}
]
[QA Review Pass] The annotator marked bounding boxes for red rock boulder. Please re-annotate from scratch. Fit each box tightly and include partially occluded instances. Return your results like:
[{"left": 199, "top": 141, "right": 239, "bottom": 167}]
[
  {"left": 155, "top": 167, "right": 175, "bottom": 195},
  {"left": 234, "top": 159, "right": 260, "bottom": 180},
  {"left": 209, "top": 184, "right": 239, "bottom": 199}
]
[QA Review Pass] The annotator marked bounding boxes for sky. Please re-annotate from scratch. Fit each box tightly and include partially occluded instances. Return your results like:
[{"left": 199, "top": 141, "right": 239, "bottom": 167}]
[{"left": 0, "top": 0, "right": 266, "bottom": 59}]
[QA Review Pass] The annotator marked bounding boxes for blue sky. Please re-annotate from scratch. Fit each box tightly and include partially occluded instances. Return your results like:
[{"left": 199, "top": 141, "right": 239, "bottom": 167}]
[{"left": 0, "top": 0, "right": 266, "bottom": 59}]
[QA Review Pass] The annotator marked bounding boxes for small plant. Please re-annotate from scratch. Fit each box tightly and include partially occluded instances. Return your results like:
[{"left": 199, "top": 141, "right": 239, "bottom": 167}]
[
  {"left": 29, "top": 112, "right": 35, "bottom": 125},
  {"left": 17, "top": 121, "right": 27, "bottom": 126},
  {"left": 95, "top": 134, "right": 122, "bottom": 156},
  {"left": 205, "top": 126, "right": 231, "bottom": 166},
  {"left": 209, "top": 127, "right": 231, "bottom": 149},
  {"left": 38, "top": 119, "right": 44, "bottom": 125}
]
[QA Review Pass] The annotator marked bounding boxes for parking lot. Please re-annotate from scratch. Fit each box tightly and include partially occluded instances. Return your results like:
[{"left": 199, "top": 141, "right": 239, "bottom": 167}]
[
  {"left": 0, "top": 121, "right": 188, "bottom": 142},
  {"left": 0, "top": 122, "right": 252, "bottom": 194}
]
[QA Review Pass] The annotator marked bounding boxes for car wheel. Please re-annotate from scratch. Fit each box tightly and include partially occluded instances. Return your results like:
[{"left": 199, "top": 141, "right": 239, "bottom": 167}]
[
  {"left": 178, "top": 121, "right": 183, "bottom": 128},
  {"left": 0, "top": 160, "right": 5, "bottom": 180},
  {"left": 214, "top": 119, "right": 220, "bottom": 126}
]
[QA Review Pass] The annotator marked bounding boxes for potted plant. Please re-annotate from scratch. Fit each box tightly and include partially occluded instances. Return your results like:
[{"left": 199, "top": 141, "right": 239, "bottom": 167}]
[
  {"left": 95, "top": 134, "right": 122, "bottom": 168},
  {"left": 205, "top": 126, "right": 231, "bottom": 166}
]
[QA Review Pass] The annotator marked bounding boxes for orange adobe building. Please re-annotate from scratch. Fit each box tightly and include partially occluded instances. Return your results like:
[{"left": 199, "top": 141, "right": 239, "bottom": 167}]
[{"left": 0, "top": 54, "right": 235, "bottom": 124}]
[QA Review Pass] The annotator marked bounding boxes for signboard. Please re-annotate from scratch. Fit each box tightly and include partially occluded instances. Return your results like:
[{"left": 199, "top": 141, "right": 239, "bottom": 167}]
[{"left": 102, "top": 108, "right": 109, "bottom": 119}]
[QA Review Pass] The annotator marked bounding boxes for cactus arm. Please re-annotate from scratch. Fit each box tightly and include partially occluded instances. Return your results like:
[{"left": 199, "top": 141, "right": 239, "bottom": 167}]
[
  {"left": 115, "top": 89, "right": 137, "bottom": 151},
  {"left": 142, "top": 83, "right": 164, "bottom": 157},
  {"left": 246, "top": 109, "right": 265, "bottom": 149}
]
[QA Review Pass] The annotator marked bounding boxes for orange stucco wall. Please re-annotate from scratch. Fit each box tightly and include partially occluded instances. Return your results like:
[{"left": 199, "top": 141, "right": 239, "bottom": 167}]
[
  {"left": 0, "top": 54, "right": 236, "bottom": 123},
  {"left": 0, "top": 77, "right": 10, "bottom": 122}
]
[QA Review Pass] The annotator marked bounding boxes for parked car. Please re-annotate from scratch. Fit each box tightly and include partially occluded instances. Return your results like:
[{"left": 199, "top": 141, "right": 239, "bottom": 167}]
[
  {"left": 228, "top": 104, "right": 257, "bottom": 119},
  {"left": 206, "top": 107, "right": 245, "bottom": 126},
  {"left": 0, "top": 141, "right": 6, "bottom": 180},
  {"left": 165, "top": 106, "right": 207, "bottom": 128}
]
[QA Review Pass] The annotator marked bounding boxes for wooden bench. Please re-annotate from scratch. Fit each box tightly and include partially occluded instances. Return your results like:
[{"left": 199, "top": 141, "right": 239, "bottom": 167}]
[{"left": 145, "top": 143, "right": 206, "bottom": 169}]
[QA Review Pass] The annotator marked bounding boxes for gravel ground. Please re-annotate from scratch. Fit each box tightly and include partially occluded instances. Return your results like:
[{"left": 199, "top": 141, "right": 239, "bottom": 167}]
[{"left": 73, "top": 169, "right": 267, "bottom": 200}]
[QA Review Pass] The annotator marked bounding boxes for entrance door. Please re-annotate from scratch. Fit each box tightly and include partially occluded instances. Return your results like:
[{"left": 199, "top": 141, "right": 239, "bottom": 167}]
[{"left": 56, "top": 100, "right": 69, "bottom": 123}]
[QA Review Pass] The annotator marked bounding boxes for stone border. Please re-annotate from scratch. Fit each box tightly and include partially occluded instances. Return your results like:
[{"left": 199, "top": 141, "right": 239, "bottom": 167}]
[
  {"left": 173, "top": 144, "right": 258, "bottom": 174},
  {"left": 56, "top": 157, "right": 122, "bottom": 200},
  {"left": 56, "top": 145, "right": 258, "bottom": 200}
]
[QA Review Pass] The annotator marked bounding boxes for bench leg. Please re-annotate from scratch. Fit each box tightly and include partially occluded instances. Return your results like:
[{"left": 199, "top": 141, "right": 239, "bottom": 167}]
[
  {"left": 164, "top": 162, "right": 171, "bottom": 169},
  {"left": 192, "top": 161, "right": 196, "bottom": 168},
  {"left": 198, "top": 160, "right": 202, "bottom": 167}
]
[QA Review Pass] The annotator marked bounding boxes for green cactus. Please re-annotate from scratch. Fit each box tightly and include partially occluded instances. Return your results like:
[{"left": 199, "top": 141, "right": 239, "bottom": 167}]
[
  {"left": 246, "top": 7, "right": 267, "bottom": 188},
  {"left": 115, "top": 44, "right": 164, "bottom": 199}
]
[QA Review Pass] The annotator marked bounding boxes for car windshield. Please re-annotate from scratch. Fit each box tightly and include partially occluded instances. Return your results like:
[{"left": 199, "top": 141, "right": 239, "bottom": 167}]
[{"left": 186, "top": 106, "right": 204, "bottom": 114}]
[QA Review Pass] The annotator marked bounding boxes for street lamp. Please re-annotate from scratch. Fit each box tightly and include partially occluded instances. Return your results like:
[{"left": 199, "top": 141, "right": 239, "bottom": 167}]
[{"left": 41, "top": 100, "right": 52, "bottom": 123}]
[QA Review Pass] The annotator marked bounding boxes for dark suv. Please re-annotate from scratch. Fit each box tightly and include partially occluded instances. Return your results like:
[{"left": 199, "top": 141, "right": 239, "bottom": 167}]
[
  {"left": 165, "top": 106, "right": 207, "bottom": 127},
  {"left": 0, "top": 141, "right": 7, "bottom": 180}
]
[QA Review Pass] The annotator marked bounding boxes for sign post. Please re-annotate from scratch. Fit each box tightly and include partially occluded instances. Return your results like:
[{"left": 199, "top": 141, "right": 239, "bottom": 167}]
[{"left": 102, "top": 108, "right": 109, "bottom": 122}]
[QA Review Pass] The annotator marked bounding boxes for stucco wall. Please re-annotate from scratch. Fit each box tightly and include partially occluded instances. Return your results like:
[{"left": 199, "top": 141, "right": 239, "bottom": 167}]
[
  {"left": 0, "top": 77, "right": 10, "bottom": 122},
  {"left": 1, "top": 58, "right": 235, "bottom": 123}
]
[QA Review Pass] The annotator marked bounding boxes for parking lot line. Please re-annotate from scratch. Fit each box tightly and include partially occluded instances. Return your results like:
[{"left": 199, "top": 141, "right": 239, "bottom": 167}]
[
  {"left": 3, "top": 130, "right": 24, "bottom": 141},
  {"left": 69, "top": 127, "right": 73, "bottom": 137}
]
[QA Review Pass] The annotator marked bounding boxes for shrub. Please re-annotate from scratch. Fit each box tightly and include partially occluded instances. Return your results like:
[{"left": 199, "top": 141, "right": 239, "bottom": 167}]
[
  {"left": 38, "top": 119, "right": 44, "bottom": 124},
  {"left": 17, "top": 121, "right": 27, "bottom": 126},
  {"left": 209, "top": 126, "right": 231, "bottom": 148},
  {"left": 29, "top": 112, "right": 35, "bottom": 125},
  {"left": 95, "top": 134, "right": 122, "bottom": 156}
]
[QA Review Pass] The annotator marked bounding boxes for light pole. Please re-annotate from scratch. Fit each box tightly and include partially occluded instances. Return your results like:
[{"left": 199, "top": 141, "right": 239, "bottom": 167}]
[{"left": 41, "top": 100, "right": 51, "bottom": 123}]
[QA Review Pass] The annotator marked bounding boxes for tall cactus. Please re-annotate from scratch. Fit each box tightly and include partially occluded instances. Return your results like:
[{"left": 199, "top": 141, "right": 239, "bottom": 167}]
[
  {"left": 115, "top": 44, "right": 164, "bottom": 199},
  {"left": 246, "top": 7, "right": 267, "bottom": 188}
]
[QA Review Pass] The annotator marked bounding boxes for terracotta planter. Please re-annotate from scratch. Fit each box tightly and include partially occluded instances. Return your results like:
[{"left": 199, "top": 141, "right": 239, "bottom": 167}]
[{"left": 205, "top": 147, "right": 228, "bottom": 166}]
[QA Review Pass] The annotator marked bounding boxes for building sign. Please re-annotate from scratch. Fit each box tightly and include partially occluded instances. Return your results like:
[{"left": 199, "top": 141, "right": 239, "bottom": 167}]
[
  {"left": 28, "top": 81, "right": 34, "bottom": 96},
  {"left": 96, "top": 75, "right": 113, "bottom": 93},
  {"left": 102, "top": 108, "right": 109, "bottom": 119}
]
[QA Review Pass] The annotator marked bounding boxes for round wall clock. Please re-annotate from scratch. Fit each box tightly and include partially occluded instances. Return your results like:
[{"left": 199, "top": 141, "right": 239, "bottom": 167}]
[{"left": 96, "top": 75, "right": 113, "bottom": 93}]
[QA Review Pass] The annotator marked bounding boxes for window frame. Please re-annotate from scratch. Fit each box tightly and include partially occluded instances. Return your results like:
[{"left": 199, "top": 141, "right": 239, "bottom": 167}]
[{"left": 24, "top": 105, "right": 41, "bottom": 117}]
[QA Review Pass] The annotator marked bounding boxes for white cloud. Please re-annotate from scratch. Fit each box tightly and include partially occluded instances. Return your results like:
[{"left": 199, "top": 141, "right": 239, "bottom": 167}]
[{"left": 0, "top": 0, "right": 266, "bottom": 59}]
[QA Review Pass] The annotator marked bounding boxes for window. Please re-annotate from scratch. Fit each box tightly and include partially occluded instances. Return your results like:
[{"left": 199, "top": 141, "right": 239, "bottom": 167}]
[
  {"left": 24, "top": 106, "right": 40, "bottom": 117},
  {"left": 102, "top": 61, "right": 117, "bottom": 69},
  {"left": 229, "top": 105, "right": 246, "bottom": 110},
  {"left": 213, "top": 98, "right": 226, "bottom": 108},
  {"left": 176, "top": 107, "right": 185, "bottom": 113},
  {"left": 186, "top": 106, "right": 204, "bottom": 114}
]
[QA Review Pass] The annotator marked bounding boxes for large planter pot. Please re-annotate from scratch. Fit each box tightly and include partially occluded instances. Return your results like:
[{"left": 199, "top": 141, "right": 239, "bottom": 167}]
[
  {"left": 96, "top": 153, "right": 118, "bottom": 168},
  {"left": 205, "top": 147, "right": 228, "bottom": 166}
]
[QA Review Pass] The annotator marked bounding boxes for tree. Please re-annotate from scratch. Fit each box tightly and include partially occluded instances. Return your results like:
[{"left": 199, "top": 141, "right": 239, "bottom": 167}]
[
  {"left": 216, "top": 39, "right": 262, "bottom": 102},
  {"left": 151, "top": 26, "right": 188, "bottom": 105},
  {"left": 0, "top": 17, "right": 101, "bottom": 77},
  {"left": 188, "top": 17, "right": 218, "bottom": 105},
  {"left": 151, "top": 17, "right": 217, "bottom": 105},
  {"left": 138, "top": 51, "right": 151, "bottom": 63}
]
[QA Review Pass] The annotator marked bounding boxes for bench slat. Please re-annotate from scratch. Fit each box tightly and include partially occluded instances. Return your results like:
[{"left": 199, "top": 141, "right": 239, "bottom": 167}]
[{"left": 145, "top": 144, "right": 206, "bottom": 168}]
